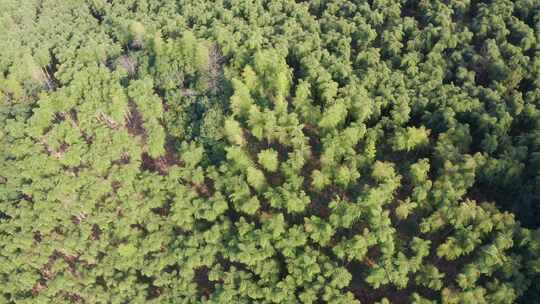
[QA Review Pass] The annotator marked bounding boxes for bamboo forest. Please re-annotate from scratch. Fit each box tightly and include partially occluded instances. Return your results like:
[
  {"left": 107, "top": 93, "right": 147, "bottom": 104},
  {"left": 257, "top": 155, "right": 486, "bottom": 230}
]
[{"left": 2, "top": 0, "right": 540, "bottom": 303}]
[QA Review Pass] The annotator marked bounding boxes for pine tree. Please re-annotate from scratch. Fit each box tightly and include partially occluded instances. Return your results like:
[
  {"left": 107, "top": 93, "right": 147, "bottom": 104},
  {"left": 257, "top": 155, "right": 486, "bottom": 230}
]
[{"left": 257, "top": 149, "right": 279, "bottom": 172}]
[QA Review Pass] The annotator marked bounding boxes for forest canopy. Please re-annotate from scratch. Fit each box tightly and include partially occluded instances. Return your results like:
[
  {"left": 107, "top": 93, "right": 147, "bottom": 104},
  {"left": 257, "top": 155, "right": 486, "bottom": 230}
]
[{"left": 1, "top": 0, "right": 540, "bottom": 303}]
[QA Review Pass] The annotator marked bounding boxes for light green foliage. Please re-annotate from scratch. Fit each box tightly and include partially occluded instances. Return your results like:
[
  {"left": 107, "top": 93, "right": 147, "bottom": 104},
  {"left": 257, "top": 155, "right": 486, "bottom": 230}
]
[
  {"left": 395, "top": 199, "right": 417, "bottom": 220},
  {"left": 224, "top": 117, "right": 244, "bottom": 146},
  {"left": 391, "top": 126, "right": 431, "bottom": 152},
  {"left": 416, "top": 265, "right": 445, "bottom": 291},
  {"left": 118, "top": 243, "right": 137, "bottom": 258},
  {"left": 252, "top": 49, "right": 292, "bottom": 104},
  {"left": 230, "top": 78, "right": 255, "bottom": 118},
  {"left": 311, "top": 169, "right": 331, "bottom": 191},
  {"left": 304, "top": 216, "right": 334, "bottom": 246},
  {"left": 151, "top": 31, "right": 209, "bottom": 90},
  {"left": 241, "top": 196, "right": 260, "bottom": 215},
  {"left": 246, "top": 166, "right": 266, "bottom": 191},
  {"left": 333, "top": 229, "right": 376, "bottom": 262},
  {"left": 1, "top": 0, "right": 540, "bottom": 303},
  {"left": 410, "top": 159, "right": 430, "bottom": 185},
  {"left": 372, "top": 161, "right": 397, "bottom": 182},
  {"left": 319, "top": 102, "right": 347, "bottom": 130},
  {"left": 257, "top": 149, "right": 278, "bottom": 172},
  {"left": 129, "top": 21, "right": 145, "bottom": 46}
]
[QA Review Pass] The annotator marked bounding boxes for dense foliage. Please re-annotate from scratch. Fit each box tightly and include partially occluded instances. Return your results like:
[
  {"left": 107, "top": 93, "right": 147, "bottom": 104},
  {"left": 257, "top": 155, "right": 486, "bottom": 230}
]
[{"left": 2, "top": 0, "right": 540, "bottom": 303}]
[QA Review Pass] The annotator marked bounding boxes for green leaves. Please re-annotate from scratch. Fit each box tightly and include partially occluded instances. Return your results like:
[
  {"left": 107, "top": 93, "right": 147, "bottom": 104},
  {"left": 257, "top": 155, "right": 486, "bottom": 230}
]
[
  {"left": 409, "top": 159, "right": 430, "bottom": 185},
  {"left": 319, "top": 102, "right": 347, "bottom": 130},
  {"left": 415, "top": 265, "right": 445, "bottom": 291},
  {"left": 333, "top": 231, "right": 375, "bottom": 262},
  {"left": 252, "top": 49, "right": 292, "bottom": 104},
  {"left": 257, "top": 149, "right": 278, "bottom": 172},
  {"left": 311, "top": 169, "right": 330, "bottom": 191},
  {"left": 241, "top": 196, "right": 260, "bottom": 215},
  {"left": 372, "top": 161, "right": 397, "bottom": 182},
  {"left": 304, "top": 216, "right": 334, "bottom": 246},
  {"left": 366, "top": 266, "right": 389, "bottom": 289},
  {"left": 246, "top": 166, "right": 266, "bottom": 191},
  {"left": 395, "top": 199, "right": 417, "bottom": 220},
  {"left": 118, "top": 243, "right": 137, "bottom": 258},
  {"left": 151, "top": 31, "right": 210, "bottom": 90},
  {"left": 230, "top": 78, "right": 255, "bottom": 118},
  {"left": 128, "top": 78, "right": 166, "bottom": 157},
  {"left": 410, "top": 237, "right": 431, "bottom": 262},
  {"left": 2, "top": 0, "right": 539, "bottom": 303},
  {"left": 224, "top": 118, "right": 245, "bottom": 146},
  {"left": 391, "top": 127, "right": 430, "bottom": 152},
  {"left": 146, "top": 120, "right": 166, "bottom": 158}
]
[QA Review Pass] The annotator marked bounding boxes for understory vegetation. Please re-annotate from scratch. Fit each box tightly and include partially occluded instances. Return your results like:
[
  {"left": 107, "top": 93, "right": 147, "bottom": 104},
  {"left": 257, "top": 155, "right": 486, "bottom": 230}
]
[{"left": 1, "top": 0, "right": 540, "bottom": 303}]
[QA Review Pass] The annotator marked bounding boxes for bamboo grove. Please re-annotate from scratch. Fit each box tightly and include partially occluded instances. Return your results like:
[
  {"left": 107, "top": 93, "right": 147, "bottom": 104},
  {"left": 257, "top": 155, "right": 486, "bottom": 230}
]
[{"left": 1, "top": 0, "right": 540, "bottom": 303}]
